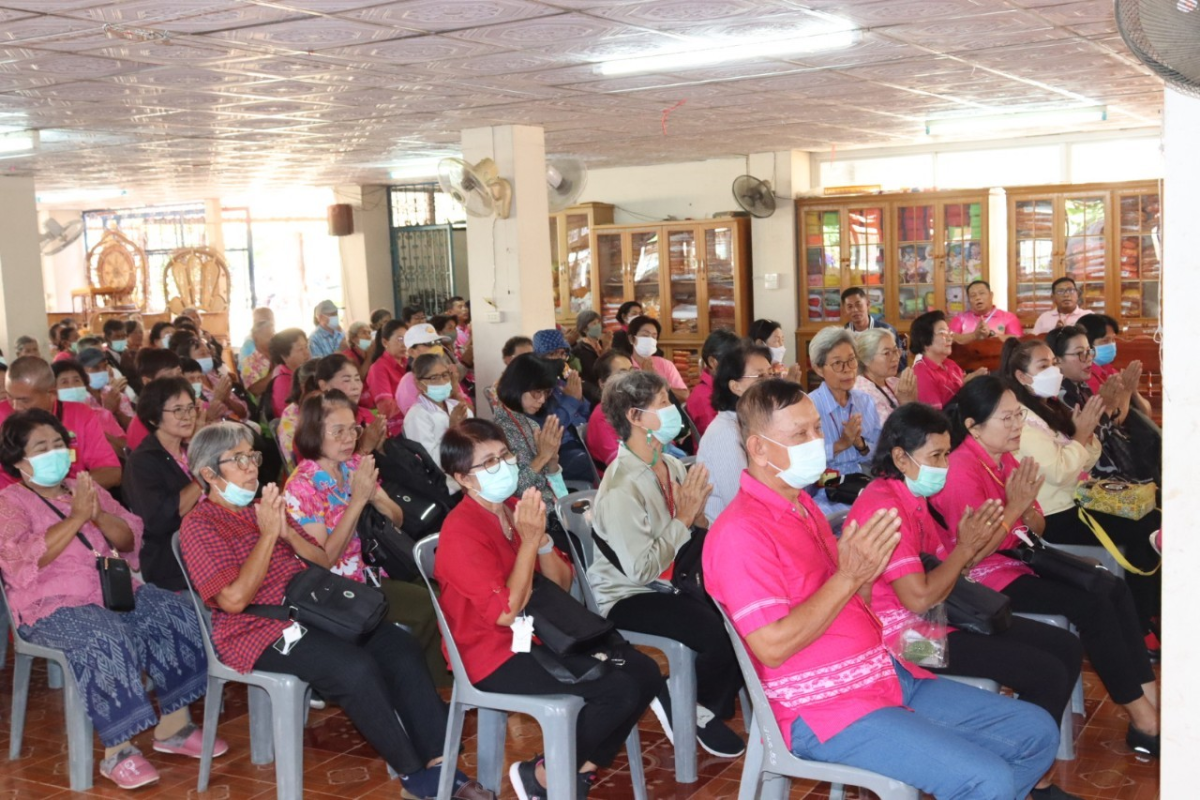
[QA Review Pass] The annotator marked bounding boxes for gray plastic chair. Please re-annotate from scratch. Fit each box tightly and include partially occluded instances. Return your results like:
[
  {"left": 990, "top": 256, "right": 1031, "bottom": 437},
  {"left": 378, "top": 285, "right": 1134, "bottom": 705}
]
[
  {"left": 715, "top": 603, "right": 919, "bottom": 800},
  {"left": 1015, "top": 611, "right": 1083, "bottom": 760},
  {"left": 0, "top": 581, "right": 94, "bottom": 791},
  {"left": 571, "top": 422, "right": 603, "bottom": 487},
  {"left": 678, "top": 455, "right": 697, "bottom": 467},
  {"left": 172, "top": 533, "right": 311, "bottom": 798},
  {"left": 414, "top": 535, "right": 647, "bottom": 800}
]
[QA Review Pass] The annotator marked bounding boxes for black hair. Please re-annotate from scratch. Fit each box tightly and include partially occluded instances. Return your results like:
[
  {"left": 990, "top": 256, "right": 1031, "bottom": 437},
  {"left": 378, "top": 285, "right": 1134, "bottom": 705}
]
[
  {"left": 172, "top": 315, "right": 195, "bottom": 329},
  {"left": 748, "top": 318, "right": 782, "bottom": 344},
  {"left": 1044, "top": 325, "right": 1090, "bottom": 360},
  {"left": 626, "top": 315, "right": 661, "bottom": 340},
  {"left": 440, "top": 418, "right": 509, "bottom": 479},
  {"left": 135, "top": 348, "right": 182, "bottom": 383},
  {"left": 400, "top": 304, "right": 425, "bottom": 325},
  {"left": 51, "top": 359, "right": 87, "bottom": 387},
  {"left": 294, "top": 389, "right": 357, "bottom": 461},
  {"left": 0, "top": 409, "right": 72, "bottom": 478},
  {"left": 944, "top": 374, "right": 1007, "bottom": 449},
  {"left": 136, "top": 376, "right": 196, "bottom": 432},
  {"left": 594, "top": 350, "right": 631, "bottom": 386},
  {"left": 180, "top": 357, "right": 202, "bottom": 374},
  {"left": 286, "top": 359, "right": 320, "bottom": 406},
  {"left": 496, "top": 353, "right": 557, "bottom": 413},
  {"left": 444, "top": 296, "right": 465, "bottom": 311},
  {"left": 430, "top": 314, "right": 457, "bottom": 334},
  {"left": 1077, "top": 313, "right": 1120, "bottom": 344},
  {"left": 372, "top": 318, "right": 407, "bottom": 361},
  {"left": 908, "top": 310, "right": 947, "bottom": 356},
  {"left": 268, "top": 328, "right": 307, "bottom": 365},
  {"left": 839, "top": 287, "right": 867, "bottom": 303},
  {"left": 316, "top": 353, "right": 355, "bottom": 386},
  {"left": 871, "top": 403, "right": 951, "bottom": 479},
  {"left": 124, "top": 320, "right": 140, "bottom": 336},
  {"left": 502, "top": 335, "right": 534, "bottom": 359},
  {"left": 370, "top": 308, "right": 393, "bottom": 329},
  {"left": 170, "top": 331, "right": 202, "bottom": 361},
  {"left": 148, "top": 321, "right": 174, "bottom": 346},
  {"left": 1050, "top": 276, "right": 1077, "bottom": 294},
  {"left": 616, "top": 300, "right": 642, "bottom": 325},
  {"left": 102, "top": 319, "right": 126, "bottom": 338},
  {"left": 713, "top": 343, "right": 771, "bottom": 413},
  {"left": 967, "top": 279, "right": 991, "bottom": 293},
  {"left": 998, "top": 337, "right": 1075, "bottom": 438},
  {"left": 701, "top": 329, "right": 742, "bottom": 372}
]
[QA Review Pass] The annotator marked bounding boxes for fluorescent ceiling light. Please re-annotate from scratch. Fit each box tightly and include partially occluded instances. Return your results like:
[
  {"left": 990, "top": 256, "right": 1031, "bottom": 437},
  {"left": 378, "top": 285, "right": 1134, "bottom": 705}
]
[
  {"left": 598, "top": 28, "right": 860, "bottom": 76},
  {"left": 389, "top": 159, "right": 446, "bottom": 181},
  {"left": 36, "top": 187, "right": 127, "bottom": 204},
  {"left": 925, "top": 106, "right": 1107, "bottom": 136},
  {"left": 0, "top": 130, "right": 38, "bottom": 154}
]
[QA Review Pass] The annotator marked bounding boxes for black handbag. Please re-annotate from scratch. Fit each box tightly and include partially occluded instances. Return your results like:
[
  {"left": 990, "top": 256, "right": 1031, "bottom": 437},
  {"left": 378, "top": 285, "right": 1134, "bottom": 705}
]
[
  {"left": 33, "top": 489, "right": 135, "bottom": 612},
  {"left": 356, "top": 504, "right": 420, "bottom": 582},
  {"left": 824, "top": 472, "right": 871, "bottom": 506},
  {"left": 920, "top": 553, "right": 1012, "bottom": 635},
  {"left": 1002, "top": 534, "right": 1121, "bottom": 594},
  {"left": 246, "top": 560, "right": 389, "bottom": 641},
  {"left": 523, "top": 572, "right": 616, "bottom": 657},
  {"left": 375, "top": 437, "right": 458, "bottom": 539},
  {"left": 592, "top": 525, "right": 709, "bottom": 601}
]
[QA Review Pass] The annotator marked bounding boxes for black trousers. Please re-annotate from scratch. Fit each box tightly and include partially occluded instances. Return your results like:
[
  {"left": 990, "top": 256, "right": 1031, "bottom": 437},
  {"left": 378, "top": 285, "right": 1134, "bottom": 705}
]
[
  {"left": 1043, "top": 507, "right": 1161, "bottom": 632},
  {"left": 476, "top": 645, "right": 662, "bottom": 769},
  {"left": 608, "top": 591, "right": 744, "bottom": 720},
  {"left": 1003, "top": 575, "right": 1156, "bottom": 706},
  {"left": 927, "top": 617, "right": 1083, "bottom": 721},
  {"left": 254, "top": 622, "right": 447, "bottom": 776}
]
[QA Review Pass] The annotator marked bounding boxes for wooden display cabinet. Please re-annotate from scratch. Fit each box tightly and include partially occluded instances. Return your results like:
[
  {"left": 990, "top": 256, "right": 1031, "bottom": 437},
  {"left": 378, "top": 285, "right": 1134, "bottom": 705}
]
[
  {"left": 1008, "top": 180, "right": 1161, "bottom": 331},
  {"left": 548, "top": 202, "right": 614, "bottom": 325}
]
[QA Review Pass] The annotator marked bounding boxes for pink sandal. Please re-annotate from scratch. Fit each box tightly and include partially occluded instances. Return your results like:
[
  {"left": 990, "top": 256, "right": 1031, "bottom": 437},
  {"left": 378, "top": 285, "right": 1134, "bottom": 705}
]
[
  {"left": 152, "top": 724, "right": 229, "bottom": 758},
  {"left": 100, "top": 747, "right": 160, "bottom": 790}
]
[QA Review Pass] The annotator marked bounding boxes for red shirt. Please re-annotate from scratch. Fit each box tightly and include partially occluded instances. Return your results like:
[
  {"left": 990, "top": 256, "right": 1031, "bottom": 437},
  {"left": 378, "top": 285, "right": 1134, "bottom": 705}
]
[
  {"left": 585, "top": 404, "right": 620, "bottom": 466},
  {"left": 434, "top": 494, "right": 572, "bottom": 683},
  {"left": 272, "top": 365, "right": 293, "bottom": 419},
  {"left": 126, "top": 416, "right": 149, "bottom": 452},
  {"left": 181, "top": 498, "right": 319, "bottom": 674},
  {"left": 685, "top": 372, "right": 716, "bottom": 436},
  {"left": 366, "top": 356, "right": 406, "bottom": 437},
  {"left": 704, "top": 472, "right": 931, "bottom": 747},
  {"left": 1087, "top": 363, "right": 1117, "bottom": 395},
  {"left": 928, "top": 436, "right": 1035, "bottom": 591},
  {"left": 0, "top": 400, "right": 120, "bottom": 489},
  {"left": 913, "top": 355, "right": 964, "bottom": 410}
]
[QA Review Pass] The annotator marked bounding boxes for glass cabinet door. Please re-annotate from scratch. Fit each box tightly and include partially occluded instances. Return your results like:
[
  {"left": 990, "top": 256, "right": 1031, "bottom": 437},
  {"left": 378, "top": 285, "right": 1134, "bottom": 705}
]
[
  {"left": 803, "top": 209, "right": 842, "bottom": 324},
  {"left": 563, "top": 212, "right": 593, "bottom": 317},
  {"left": 848, "top": 206, "right": 885, "bottom": 322},
  {"left": 704, "top": 224, "right": 737, "bottom": 333},
  {"left": 896, "top": 204, "right": 935, "bottom": 321},
  {"left": 550, "top": 216, "right": 564, "bottom": 320},
  {"left": 1117, "top": 191, "right": 1161, "bottom": 320},
  {"left": 629, "top": 229, "right": 662, "bottom": 320},
  {"left": 665, "top": 226, "right": 700, "bottom": 337},
  {"left": 1012, "top": 196, "right": 1056, "bottom": 318},
  {"left": 595, "top": 231, "right": 626, "bottom": 329},
  {"left": 1063, "top": 194, "right": 1108, "bottom": 314},
  {"left": 943, "top": 201, "right": 983, "bottom": 317}
]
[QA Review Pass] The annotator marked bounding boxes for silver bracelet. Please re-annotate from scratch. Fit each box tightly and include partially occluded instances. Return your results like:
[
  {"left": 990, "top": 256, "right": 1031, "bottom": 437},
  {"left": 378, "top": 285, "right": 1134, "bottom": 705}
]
[{"left": 537, "top": 542, "right": 555, "bottom": 555}]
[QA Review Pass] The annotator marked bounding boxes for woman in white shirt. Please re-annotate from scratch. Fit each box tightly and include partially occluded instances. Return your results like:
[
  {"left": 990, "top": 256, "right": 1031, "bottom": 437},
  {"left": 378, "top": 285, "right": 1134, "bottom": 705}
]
[{"left": 403, "top": 353, "right": 472, "bottom": 493}]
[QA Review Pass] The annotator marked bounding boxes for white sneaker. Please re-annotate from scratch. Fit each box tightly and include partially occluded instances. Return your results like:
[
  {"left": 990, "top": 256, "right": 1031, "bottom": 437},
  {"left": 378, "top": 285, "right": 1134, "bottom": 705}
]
[{"left": 649, "top": 694, "right": 674, "bottom": 745}]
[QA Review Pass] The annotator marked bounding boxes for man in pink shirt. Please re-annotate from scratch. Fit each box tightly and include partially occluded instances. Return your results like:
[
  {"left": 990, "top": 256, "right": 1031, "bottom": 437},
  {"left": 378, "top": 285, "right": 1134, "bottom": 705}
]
[
  {"left": 1, "top": 357, "right": 121, "bottom": 490},
  {"left": 1032, "top": 277, "right": 1090, "bottom": 335},
  {"left": 703, "top": 378, "right": 1057, "bottom": 798},
  {"left": 950, "top": 280, "right": 1024, "bottom": 343}
]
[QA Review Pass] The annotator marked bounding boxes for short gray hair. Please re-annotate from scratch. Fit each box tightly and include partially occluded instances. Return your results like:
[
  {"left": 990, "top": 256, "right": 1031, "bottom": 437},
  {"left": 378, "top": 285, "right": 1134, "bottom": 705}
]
[
  {"left": 575, "top": 310, "right": 601, "bottom": 336},
  {"left": 808, "top": 326, "right": 856, "bottom": 369},
  {"left": 853, "top": 328, "right": 896, "bottom": 374},
  {"left": 602, "top": 369, "right": 668, "bottom": 441},
  {"left": 190, "top": 422, "right": 255, "bottom": 491},
  {"left": 347, "top": 320, "right": 370, "bottom": 340},
  {"left": 411, "top": 352, "right": 450, "bottom": 380}
]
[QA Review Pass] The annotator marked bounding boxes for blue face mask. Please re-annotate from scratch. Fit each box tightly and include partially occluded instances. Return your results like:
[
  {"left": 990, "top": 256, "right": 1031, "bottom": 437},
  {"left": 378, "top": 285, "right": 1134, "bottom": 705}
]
[
  {"left": 88, "top": 371, "right": 110, "bottom": 390},
  {"left": 358, "top": 337, "right": 374, "bottom": 352},
  {"left": 191, "top": 382, "right": 205, "bottom": 399},
  {"left": 904, "top": 453, "right": 949, "bottom": 498},
  {"left": 110, "top": 339, "right": 128, "bottom": 353},
  {"left": 425, "top": 382, "right": 453, "bottom": 403},
  {"left": 640, "top": 404, "right": 683, "bottom": 445},
  {"left": 474, "top": 458, "right": 519, "bottom": 503},
  {"left": 161, "top": 334, "right": 172, "bottom": 349},
  {"left": 215, "top": 475, "right": 258, "bottom": 508},
  {"left": 58, "top": 387, "right": 88, "bottom": 404},
  {"left": 1094, "top": 342, "right": 1117, "bottom": 367},
  {"left": 197, "top": 357, "right": 214, "bottom": 374},
  {"left": 23, "top": 448, "right": 71, "bottom": 488}
]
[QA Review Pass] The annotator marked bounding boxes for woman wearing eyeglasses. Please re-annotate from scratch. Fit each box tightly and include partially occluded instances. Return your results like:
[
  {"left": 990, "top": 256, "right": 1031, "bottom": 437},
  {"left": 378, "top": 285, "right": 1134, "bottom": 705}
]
[
  {"left": 909, "top": 310, "right": 988, "bottom": 411},
  {"left": 125, "top": 377, "right": 209, "bottom": 592},
  {"left": 404, "top": 353, "right": 473, "bottom": 493},
  {"left": 852, "top": 328, "right": 917, "bottom": 427}
]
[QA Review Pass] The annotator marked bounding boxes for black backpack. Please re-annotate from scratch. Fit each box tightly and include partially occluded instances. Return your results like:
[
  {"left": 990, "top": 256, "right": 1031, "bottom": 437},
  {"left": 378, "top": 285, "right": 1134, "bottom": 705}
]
[
  {"left": 374, "top": 436, "right": 460, "bottom": 538},
  {"left": 356, "top": 504, "right": 420, "bottom": 582}
]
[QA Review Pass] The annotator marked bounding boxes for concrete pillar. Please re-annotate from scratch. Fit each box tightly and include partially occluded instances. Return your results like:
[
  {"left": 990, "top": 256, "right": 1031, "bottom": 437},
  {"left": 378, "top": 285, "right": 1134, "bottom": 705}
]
[
  {"left": 987, "top": 188, "right": 1008, "bottom": 307},
  {"left": 1161, "top": 86, "right": 1199, "bottom": 791},
  {"left": 748, "top": 150, "right": 810, "bottom": 362},
  {"left": 0, "top": 178, "right": 49, "bottom": 356},
  {"left": 461, "top": 125, "right": 555, "bottom": 415},
  {"left": 335, "top": 185, "right": 394, "bottom": 326}
]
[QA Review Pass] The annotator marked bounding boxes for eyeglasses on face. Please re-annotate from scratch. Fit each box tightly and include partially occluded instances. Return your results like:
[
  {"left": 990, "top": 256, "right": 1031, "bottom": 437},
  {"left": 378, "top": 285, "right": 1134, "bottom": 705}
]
[
  {"left": 470, "top": 452, "right": 517, "bottom": 474},
  {"left": 990, "top": 408, "right": 1029, "bottom": 429},
  {"left": 527, "top": 389, "right": 552, "bottom": 402},
  {"left": 164, "top": 402, "right": 199, "bottom": 419},
  {"left": 325, "top": 424, "right": 364, "bottom": 440},
  {"left": 1063, "top": 348, "right": 1096, "bottom": 361},
  {"left": 420, "top": 372, "right": 454, "bottom": 385},
  {"left": 826, "top": 356, "right": 858, "bottom": 374},
  {"left": 217, "top": 451, "right": 264, "bottom": 471},
  {"left": 1053, "top": 287, "right": 1079, "bottom": 296}
]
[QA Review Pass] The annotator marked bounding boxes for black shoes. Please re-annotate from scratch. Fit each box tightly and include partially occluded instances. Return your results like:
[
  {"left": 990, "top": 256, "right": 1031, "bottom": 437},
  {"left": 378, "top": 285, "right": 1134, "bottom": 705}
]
[
  {"left": 1127, "top": 723, "right": 1160, "bottom": 758},
  {"left": 697, "top": 717, "right": 746, "bottom": 758}
]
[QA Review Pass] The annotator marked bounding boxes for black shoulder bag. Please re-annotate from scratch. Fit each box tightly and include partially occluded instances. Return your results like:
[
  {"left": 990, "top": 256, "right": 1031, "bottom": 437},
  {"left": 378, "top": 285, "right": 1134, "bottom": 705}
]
[
  {"left": 523, "top": 573, "right": 625, "bottom": 684},
  {"left": 34, "top": 489, "right": 135, "bottom": 612},
  {"left": 919, "top": 553, "right": 1012, "bottom": 635},
  {"left": 592, "top": 525, "right": 710, "bottom": 602},
  {"left": 245, "top": 556, "right": 389, "bottom": 642},
  {"left": 356, "top": 504, "right": 420, "bottom": 582},
  {"left": 1001, "top": 533, "right": 1120, "bottom": 594}
]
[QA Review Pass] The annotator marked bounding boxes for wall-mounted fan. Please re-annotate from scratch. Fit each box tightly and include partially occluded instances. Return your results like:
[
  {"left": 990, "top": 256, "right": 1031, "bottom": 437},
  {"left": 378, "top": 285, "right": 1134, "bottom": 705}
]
[
  {"left": 731, "top": 175, "right": 778, "bottom": 219},
  {"left": 437, "top": 157, "right": 513, "bottom": 219},
  {"left": 1117, "top": 0, "right": 1200, "bottom": 97},
  {"left": 40, "top": 217, "right": 85, "bottom": 256},
  {"left": 546, "top": 157, "right": 588, "bottom": 212}
]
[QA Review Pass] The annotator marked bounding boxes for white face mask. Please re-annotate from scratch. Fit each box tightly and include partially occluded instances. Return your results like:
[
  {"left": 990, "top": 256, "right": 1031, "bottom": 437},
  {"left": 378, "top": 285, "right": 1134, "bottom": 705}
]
[
  {"left": 768, "top": 345, "right": 786, "bottom": 365},
  {"left": 761, "top": 435, "right": 827, "bottom": 489},
  {"left": 1029, "top": 365, "right": 1064, "bottom": 399},
  {"left": 633, "top": 336, "right": 657, "bottom": 358}
]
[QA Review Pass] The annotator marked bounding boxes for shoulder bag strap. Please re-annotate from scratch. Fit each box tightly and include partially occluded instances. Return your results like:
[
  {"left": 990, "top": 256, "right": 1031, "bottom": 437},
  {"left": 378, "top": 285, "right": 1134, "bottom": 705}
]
[
  {"left": 28, "top": 486, "right": 106, "bottom": 556},
  {"left": 1076, "top": 505, "right": 1160, "bottom": 576}
]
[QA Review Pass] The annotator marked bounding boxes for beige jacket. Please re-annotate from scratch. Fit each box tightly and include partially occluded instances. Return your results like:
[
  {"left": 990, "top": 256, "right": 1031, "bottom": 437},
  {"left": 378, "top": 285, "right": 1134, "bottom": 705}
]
[{"left": 1017, "top": 405, "right": 1102, "bottom": 516}]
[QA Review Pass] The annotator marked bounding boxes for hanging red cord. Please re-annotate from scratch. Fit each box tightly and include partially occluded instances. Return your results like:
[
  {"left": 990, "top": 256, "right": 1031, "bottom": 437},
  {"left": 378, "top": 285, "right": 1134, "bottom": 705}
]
[{"left": 661, "top": 99, "right": 687, "bottom": 135}]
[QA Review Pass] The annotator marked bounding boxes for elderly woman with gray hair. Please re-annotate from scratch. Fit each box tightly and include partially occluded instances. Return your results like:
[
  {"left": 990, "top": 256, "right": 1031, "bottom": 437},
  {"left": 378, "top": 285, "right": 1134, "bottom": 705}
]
[
  {"left": 572, "top": 309, "right": 607, "bottom": 405},
  {"left": 808, "top": 326, "right": 883, "bottom": 514},
  {"left": 852, "top": 328, "right": 917, "bottom": 426},
  {"left": 588, "top": 370, "right": 746, "bottom": 758},
  {"left": 179, "top": 422, "right": 494, "bottom": 800}
]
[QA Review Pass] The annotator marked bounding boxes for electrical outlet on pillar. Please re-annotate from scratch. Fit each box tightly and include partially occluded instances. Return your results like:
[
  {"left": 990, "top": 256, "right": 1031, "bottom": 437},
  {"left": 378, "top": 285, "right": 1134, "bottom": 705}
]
[{"left": 485, "top": 310, "right": 503, "bottom": 323}]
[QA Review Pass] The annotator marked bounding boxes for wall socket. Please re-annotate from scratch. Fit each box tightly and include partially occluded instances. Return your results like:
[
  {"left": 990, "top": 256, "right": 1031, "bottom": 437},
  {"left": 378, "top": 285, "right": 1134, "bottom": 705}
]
[{"left": 485, "top": 310, "right": 503, "bottom": 323}]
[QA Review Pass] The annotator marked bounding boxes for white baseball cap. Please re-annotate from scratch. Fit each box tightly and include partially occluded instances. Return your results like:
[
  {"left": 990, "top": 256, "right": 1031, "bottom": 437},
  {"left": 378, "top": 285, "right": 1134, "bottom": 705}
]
[{"left": 404, "top": 323, "right": 446, "bottom": 348}]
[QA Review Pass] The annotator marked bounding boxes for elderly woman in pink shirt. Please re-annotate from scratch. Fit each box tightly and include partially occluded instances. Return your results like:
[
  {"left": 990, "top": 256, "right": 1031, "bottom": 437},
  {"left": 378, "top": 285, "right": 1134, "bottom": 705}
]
[{"left": 0, "top": 409, "right": 223, "bottom": 790}]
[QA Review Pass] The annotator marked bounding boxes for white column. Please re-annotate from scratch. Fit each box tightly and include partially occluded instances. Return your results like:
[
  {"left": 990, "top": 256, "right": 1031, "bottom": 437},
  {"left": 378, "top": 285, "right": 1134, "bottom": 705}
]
[
  {"left": 0, "top": 178, "right": 49, "bottom": 356},
  {"left": 748, "top": 150, "right": 810, "bottom": 362},
  {"left": 461, "top": 125, "right": 554, "bottom": 416},
  {"left": 335, "top": 185, "right": 394, "bottom": 325},
  {"left": 1161, "top": 86, "right": 1200, "bottom": 791},
  {"left": 987, "top": 188, "right": 1009, "bottom": 307}
]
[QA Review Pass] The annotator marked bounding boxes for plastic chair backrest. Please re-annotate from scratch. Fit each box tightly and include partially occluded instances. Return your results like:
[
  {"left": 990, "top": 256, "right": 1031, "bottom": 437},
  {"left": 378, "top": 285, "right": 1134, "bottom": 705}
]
[
  {"left": 413, "top": 535, "right": 472, "bottom": 686},
  {"left": 171, "top": 532, "right": 222, "bottom": 666},
  {"left": 0, "top": 580, "right": 21, "bottom": 644}
]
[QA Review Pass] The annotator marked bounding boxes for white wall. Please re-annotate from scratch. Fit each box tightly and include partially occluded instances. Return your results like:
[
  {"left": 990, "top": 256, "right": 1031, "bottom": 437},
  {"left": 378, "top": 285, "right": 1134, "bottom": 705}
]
[
  {"left": 0, "top": 178, "right": 50, "bottom": 356},
  {"left": 40, "top": 209, "right": 88, "bottom": 313},
  {"left": 579, "top": 157, "right": 749, "bottom": 223}
]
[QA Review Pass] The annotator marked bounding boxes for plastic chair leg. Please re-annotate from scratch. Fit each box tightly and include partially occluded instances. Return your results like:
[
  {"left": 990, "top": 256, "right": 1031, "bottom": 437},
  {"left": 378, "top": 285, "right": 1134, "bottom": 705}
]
[
  {"left": 542, "top": 709, "right": 579, "bottom": 800},
  {"left": 736, "top": 721, "right": 764, "bottom": 800},
  {"left": 47, "top": 661, "right": 64, "bottom": 690},
  {"left": 1072, "top": 675, "right": 1085, "bottom": 715},
  {"left": 762, "top": 773, "right": 791, "bottom": 800},
  {"left": 475, "top": 707, "right": 509, "bottom": 795},
  {"left": 624, "top": 725, "right": 647, "bottom": 800},
  {"left": 1058, "top": 705, "right": 1076, "bottom": 761},
  {"left": 9, "top": 653, "right": 32, "bottom": 759},
  {"left": 268, "top": 684, "right": 306, "bottom": 800},
  {"left": 666, "top": 652, "right": 698, "bottom": 783},
  {"left": 62, "top": 668, "right": 94, "bottom": 791},
  {"left": 437, "top": 698, "right": 470, "bottom": 800},
  {"left": 248, "top": 685, "right": 275, "bottom": 765},
  {"left": 199, "top": 676, "right": 225, "bottom": 791}
]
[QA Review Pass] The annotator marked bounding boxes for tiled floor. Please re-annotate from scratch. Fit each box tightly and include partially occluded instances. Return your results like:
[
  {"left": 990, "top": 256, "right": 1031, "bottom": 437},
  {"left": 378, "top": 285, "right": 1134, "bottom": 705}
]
[{"left": 0, "top": 651, "right": 1159, "bottom": 799}]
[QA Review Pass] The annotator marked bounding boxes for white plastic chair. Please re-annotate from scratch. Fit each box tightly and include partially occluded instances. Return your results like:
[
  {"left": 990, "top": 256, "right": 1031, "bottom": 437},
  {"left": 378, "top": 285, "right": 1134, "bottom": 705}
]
[
  {"left": 715, "top": 602, "right": 919, "bottom": 800},
  {"left": 1014, "top": 611, "right": 1083, "bottom": 760},
  {"left": 414, "top": 535, "right": 648, "bottom": 800},
  {"left": 172, "top": 533, "right": 312, "bottom": 798},
  {"left": 0, "top": 581, "right": 94, "bottom": 791}
]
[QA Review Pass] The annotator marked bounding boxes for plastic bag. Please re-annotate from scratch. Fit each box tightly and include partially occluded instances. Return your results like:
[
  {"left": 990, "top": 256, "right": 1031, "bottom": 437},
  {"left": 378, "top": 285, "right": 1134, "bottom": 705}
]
[{"left": 894, "top": 602, "right": 949, "bottom": 668}]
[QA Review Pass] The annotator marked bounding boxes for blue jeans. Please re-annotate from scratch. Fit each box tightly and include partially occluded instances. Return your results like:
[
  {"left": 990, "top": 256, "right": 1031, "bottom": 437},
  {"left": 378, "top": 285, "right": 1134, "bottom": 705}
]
[{"left": 789, "top": 663, "right": 1058, "bottom": 800}]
